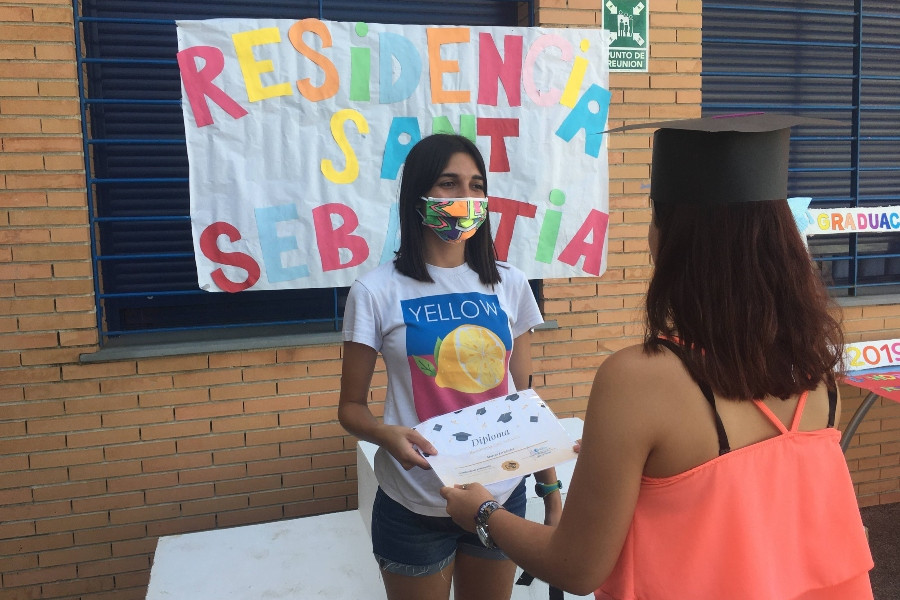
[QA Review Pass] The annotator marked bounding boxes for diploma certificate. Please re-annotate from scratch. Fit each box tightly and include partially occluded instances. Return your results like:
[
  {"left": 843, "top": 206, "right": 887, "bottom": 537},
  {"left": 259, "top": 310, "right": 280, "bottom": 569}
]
[{"left": 414, "top": 389, "right": 577, "bottom": 486}]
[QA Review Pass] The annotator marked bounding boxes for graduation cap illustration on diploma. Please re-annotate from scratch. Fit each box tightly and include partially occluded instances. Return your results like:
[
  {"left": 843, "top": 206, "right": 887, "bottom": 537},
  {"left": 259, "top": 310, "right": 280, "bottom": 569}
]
[{"left": 606, "top": 113, "right": 839, "bottom": 205}]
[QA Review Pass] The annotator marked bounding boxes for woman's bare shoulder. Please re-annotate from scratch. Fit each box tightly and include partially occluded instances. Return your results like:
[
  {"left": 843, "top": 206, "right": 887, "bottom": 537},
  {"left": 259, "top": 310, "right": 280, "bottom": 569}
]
[
  {"left": 596, "top": 342, "right": 681, "bottom": 384},
  {"left": 589, "top": 342, "right": 696, "bottom": 418}
]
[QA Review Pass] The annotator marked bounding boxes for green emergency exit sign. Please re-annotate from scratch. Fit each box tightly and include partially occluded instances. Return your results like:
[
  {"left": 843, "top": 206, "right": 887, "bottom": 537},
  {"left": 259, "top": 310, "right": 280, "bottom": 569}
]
[{"left": 602, "top": 0, "right": 649, "bottom": 72}]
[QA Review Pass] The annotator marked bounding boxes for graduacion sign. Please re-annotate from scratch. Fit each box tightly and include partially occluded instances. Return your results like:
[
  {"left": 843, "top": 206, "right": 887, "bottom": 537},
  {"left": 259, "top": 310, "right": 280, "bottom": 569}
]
[{"left": 176, "top": 19, "right": 611, "bottom": 292}]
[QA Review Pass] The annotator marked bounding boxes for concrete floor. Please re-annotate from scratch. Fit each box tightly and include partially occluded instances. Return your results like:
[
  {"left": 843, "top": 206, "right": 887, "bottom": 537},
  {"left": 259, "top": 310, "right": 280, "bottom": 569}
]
[{"left": 860, "top": 502, "right": 900, "bottom": 600}]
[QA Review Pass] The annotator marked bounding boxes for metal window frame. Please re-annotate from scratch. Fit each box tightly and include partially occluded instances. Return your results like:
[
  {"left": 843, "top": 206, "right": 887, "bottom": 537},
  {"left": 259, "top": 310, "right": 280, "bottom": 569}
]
[{"left": 702, "top": 1, "right": 900, "bottom": 297}]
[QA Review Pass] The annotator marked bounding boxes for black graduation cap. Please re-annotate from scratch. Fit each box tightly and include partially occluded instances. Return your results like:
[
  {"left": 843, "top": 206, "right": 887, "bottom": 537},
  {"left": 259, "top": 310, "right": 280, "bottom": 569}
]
[{"left": 606, "top": 113, "right": 838, "bottom": 204}]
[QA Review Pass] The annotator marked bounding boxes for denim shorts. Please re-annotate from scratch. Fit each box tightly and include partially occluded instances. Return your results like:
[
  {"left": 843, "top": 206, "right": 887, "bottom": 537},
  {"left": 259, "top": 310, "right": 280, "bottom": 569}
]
[{"left": 371, "top": 479, "right": 527, "bottom": 577}]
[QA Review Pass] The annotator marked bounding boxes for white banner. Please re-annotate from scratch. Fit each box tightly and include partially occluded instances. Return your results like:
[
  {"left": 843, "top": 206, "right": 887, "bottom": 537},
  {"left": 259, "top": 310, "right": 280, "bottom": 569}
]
[
  {"left": 803, "top": 205, "right": 900, "bottom": 236},
  {"left": 844, "top": 338, "right": 900, "bottom": 372},
  {"left": 176, "top": 18, "right": 611, "bottom": 292}
]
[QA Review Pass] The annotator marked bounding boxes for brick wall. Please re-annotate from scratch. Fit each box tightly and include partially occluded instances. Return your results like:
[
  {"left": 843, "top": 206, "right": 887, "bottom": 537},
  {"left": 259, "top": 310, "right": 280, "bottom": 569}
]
[{"left": 1, "top": 1, "right": 898, "bottom": 598}]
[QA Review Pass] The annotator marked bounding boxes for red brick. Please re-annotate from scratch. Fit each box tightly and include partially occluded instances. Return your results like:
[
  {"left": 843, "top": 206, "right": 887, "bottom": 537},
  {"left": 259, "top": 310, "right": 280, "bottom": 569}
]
[
  {"left": 175, "top": 432, "right": 244, "bottom": 453},
  {"left": 311, "top": 451, "right": 356, "bottom": 469},
  {"left": 69, "top": 460, "right": 141, "bottom": 482},
  {"left": 67, "top": 427, "right": 140, "bottom": 449},
  {"left": 0, "top": 531, "right": 71, "bottom": 556},
  {"left": 244, "top": 395, "right": 306, "bottom": 413},
  {"left": 248, "top": 487, "right": 309, "bottom": 507},
  {"left": 101, "top": 407, "right": 173, "bottom": 428},
  {"left": 72, "top": 492, "right": 145, "bottom": 514},
  {"left": 245, "top": 425, "right": 311, "bottom": 446},
  {"left": 39, "top": 542, "right": 111, "bottom": 567},
  {"left": 141, "top": 452, "right": 212, "bottom": 474},
  {"left": 247, "top": 456, "right": 311, "bottom": 477},
  {"left": 32, "top": 7, "right": 73, "bottom": 24},
  {"left": 146, "top": 514, "right": 216, "bottom": 537},
  {"left": 137, "top": 354, "right": 208, "bottom": 374},
  {"left": 180, "top": 495, "right": 250, "bottom": 519},
  {"left": 309, "top": 392, "right": 339, "bottom": 407},
  {"left": 49, "top": 259, "right": 92, "bottom": 278},
  {"left": 217, "top": 505, "right": 284, "bottom": 528},
  {"left": 282, "top": 467, "right": 345, "bottom": 488},
  {"left": 34, "top": 511, "right": 108, "bottom": 534},
  {"left": 27, "top": 413, "right": 100, "bottom": 434},
  {"left": 281, "top": 437, "right": 343, "bottom": 458},
  {"left": 279, "top": 345, "right": 342, "bottom": 363},
  {"left": 140, "top": 420, "right": 211, "bottom": 441},
  {"left": 109, "top": 504, "right": 180, "bottom": 534},
  {"left": 103, "top": 440, "right": 175, "bottom": 462},
  {"left": 209, "top": 381, "right": 277, "bottom": 402},
  {"left": 40, "top": 575, "right": 116, "bottom": 598},
  {"left": 278, "top": 377, "right": 340, "bottom": 394},
  {"left": 2, "top": 399, "right": 63, "bottom": 419},
  {"left": 62, "top": 360, "right": 136, "bottom": 380},
  {"left": 210, "top": 414, "right": 278, "bottom": 433},
  {"left": 72, "top": 523, "right": 146, "bottom": 546},
  {"left": 64, "top": 394, "right": 138, "bottom": 414},
  {"left": 144, "top": 483, "right": 213, "bottom": 505},
  {"left": 209, "top": 349, "right": 277, "bottom": 368},
  {"left": 179, "top": 463, "right": 246, "bottom": 485},
  {"left": 213, "top": 475, "right": 282, "bottom": 497},
  {"left": 29, "top": 447, "right": 104, "bottom": 469},
  {"left": 5, "top": 172, "right": 84, "bottom": 189},
  {"left": 31, "top": 479, "right": 105, "bottom": 502},
  {"left": 100, "top": 375, "right": 173, "bottom": 395},
  {"left": 2, "top": 564, "right": 77, "bottom": 588},
  {"left": 174, "top": 400, "right": 243, "bottom": 421},
  {"left": 0, "top": 466, "right": 67, "bottom": 489},
  {"left": 0, "top": 486, "right": 32, "bottom": 504},
  {"left": 171, "top": 369, "right": 242, "bottom": 388},
  {"left": 3, "top": 331, "right": 58, "bottom": 350},
  {"left": 212, "top": 444, "right": 279, "bottom": 465},
  {"left": 0, "top": 520, "right": 36, "bottom": 540},
  {"left": 284, "top": 496, "right": 347, "bottom": 519},
  {"left": 0, "top": 297, "right": 54, "bottom": 314},
  {"left": 76, "top": 555, "right": 150, "bottom": 578},
  {"left": 139, "top": 388, "right": 207, "bottom": 407},
  {"left": 239, "top": 364, "right": 293, "bottom": 382},
  {"left": 111, "top": 537, "right": 157, "bottom": 558},
  {"left": 0, "top": 7, "right": 34, "bottom": 21},
  {"left": 0, "top": 434, "right": 65, "bottom": 456}
]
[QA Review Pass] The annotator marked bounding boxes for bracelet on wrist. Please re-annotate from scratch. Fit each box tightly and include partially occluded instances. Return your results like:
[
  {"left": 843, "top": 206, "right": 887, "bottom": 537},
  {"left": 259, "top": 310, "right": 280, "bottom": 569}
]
[{"left": 535, "top": 479, "right": 563, "bottom": 498}]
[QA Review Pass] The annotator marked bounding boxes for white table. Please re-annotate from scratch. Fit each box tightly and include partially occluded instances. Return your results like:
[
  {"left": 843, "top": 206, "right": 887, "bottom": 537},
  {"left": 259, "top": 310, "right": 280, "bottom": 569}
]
[
  {"left": 146, "top": 418, "right": 587, "bottom": 599},
  {"left": 147, "top": 510, "right": 385, "bottom": 599}
]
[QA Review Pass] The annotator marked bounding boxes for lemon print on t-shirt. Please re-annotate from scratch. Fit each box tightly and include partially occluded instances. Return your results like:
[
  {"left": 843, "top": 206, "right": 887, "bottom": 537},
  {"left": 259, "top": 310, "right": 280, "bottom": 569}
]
[
  {"left": 402, "top": 292, "right": 513, "bottom": 422},
  {"left": 433, "top": 325, "right": 506, "bottom": 393}
]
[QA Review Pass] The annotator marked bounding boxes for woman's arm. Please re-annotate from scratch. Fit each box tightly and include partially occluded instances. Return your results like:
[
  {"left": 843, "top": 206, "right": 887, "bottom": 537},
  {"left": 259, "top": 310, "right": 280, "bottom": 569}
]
[
  {"left": 510, "top": 329, "right": 562, "bottom": 524},
  {"left": 337, "top": 341, "right": 436, "bottom": 470},
  {"left": 443, "top": 347, "right": 656, "bottom": 594}
]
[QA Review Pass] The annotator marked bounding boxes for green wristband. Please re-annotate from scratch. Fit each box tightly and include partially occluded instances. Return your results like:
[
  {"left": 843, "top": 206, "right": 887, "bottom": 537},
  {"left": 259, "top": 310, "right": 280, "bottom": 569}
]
[{"left": 534, "top": 479, "right": 563, "bottom": 498}]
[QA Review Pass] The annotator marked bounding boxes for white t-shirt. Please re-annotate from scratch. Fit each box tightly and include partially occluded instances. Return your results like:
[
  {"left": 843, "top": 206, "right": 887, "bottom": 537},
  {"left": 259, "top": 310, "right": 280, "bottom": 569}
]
[{"left": 343, "top": 260, "right": 544, "bottom": 516}]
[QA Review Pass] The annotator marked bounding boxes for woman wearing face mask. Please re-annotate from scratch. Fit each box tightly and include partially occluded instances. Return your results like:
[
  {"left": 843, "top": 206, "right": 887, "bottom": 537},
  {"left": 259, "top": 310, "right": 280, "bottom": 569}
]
[{"left": 339, "top": 134, "right": 561, "bottom": 600}]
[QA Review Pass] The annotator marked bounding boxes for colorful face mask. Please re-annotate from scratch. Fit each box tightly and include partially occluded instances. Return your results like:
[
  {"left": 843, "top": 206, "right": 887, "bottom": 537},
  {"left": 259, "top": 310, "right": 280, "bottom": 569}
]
[{"left": 418, "top": 197, "right": 488, "bottom": 243}]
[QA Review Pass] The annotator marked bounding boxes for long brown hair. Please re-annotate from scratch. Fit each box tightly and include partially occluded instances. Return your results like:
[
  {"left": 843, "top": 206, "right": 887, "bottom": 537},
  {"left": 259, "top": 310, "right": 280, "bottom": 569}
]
[{"left": 645, "top": 199, "right": 844, "bottom": 400}]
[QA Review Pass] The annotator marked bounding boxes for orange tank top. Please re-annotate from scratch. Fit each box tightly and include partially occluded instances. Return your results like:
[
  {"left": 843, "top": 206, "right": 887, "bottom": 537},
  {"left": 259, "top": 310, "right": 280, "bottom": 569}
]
[{"left": 596, "top": 390, "right": 874, "bottom": 600}]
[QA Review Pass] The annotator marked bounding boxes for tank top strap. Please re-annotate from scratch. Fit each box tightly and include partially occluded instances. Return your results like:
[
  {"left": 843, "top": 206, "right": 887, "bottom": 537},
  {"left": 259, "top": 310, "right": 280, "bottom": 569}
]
[
  {"left": 826, "top": 378, "right": 837, "bottom": 428},
  {"left": 655, "top": 337, "right": 731, "bottom": 455},
  {"left": 752, "top": 390, "right": 810, "bottom": 434}
]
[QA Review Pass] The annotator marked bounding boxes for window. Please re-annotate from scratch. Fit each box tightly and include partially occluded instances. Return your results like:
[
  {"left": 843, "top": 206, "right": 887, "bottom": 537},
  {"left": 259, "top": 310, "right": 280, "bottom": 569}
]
[
  {"left": 75, "top": 0, "right": 534, "bottom": 344},
  {"left": 702, "top": 1, "right": 900, "bottom": 296}
]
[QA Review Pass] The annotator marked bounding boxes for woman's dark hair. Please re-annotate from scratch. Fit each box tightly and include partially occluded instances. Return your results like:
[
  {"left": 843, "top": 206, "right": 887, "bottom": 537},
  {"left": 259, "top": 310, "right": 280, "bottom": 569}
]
[
  {"left": 645, "top": 199, "right": 844, "bottom": 399},
  {"left": 394, "top": 134, "right": 501, "bottom": 285}
]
